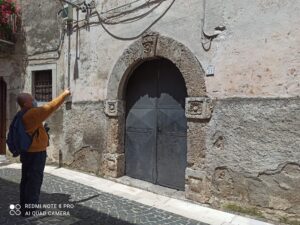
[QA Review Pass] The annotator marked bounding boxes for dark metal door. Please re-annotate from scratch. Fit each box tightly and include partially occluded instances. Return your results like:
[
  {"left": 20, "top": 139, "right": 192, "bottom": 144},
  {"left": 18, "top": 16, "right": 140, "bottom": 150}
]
[
  {"left": 125, "top": 59, "right": 187, "bottom": 190},
  {"left": 156, "top": 61, "right": 187, "bottom": 190},
  {"left": 0, "top": 78, "right": 7, "bottom": 155}
]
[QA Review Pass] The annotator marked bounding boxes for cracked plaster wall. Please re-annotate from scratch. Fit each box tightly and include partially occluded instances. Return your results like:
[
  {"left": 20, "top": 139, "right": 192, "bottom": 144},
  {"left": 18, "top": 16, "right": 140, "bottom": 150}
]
[{"left": 195, "top": 98, "right": 300, "bottom": 220}]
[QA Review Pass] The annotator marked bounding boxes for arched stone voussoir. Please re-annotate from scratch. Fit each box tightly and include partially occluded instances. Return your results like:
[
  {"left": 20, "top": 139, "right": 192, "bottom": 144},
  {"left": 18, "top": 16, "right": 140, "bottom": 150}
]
[
  {"left": 156, "top": 35, "right": 206, "bottom": 97},
  {"left": 106, "top": 33, "right": 206, "bottom": 100}
]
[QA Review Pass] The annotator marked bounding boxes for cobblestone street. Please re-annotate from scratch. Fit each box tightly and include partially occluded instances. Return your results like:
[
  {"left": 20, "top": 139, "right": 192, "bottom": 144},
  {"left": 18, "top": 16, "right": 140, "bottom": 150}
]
[{"left": 0, "top": 167, "right": 207, "bottom": 225}]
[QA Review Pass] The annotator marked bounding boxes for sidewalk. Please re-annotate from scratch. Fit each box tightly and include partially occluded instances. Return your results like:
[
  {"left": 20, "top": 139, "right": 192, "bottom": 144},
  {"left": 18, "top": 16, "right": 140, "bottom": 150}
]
[
  {"left": 0, "top": 163, "right": 273, "bottom": 225},
  {"left": 0, "top": 155, "right": 9, "bottom": 164}
]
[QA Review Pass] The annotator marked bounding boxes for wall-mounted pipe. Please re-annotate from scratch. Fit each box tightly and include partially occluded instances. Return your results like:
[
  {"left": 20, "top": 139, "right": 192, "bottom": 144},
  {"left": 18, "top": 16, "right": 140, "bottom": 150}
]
[{"left": 201, "top": 0, "right": 225, "bottom": 51}]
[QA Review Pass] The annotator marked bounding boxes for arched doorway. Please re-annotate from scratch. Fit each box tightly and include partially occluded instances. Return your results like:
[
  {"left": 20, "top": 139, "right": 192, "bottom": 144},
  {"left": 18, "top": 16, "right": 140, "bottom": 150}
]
[
  {"left": 124, "top": 58, "right": 187, "bottom": 190},
  {"left": 103, "top": 34, "right": 208, "bottom": 193},
  {"left": 0, "top": 77, "right": 7, "bottom": 155}
]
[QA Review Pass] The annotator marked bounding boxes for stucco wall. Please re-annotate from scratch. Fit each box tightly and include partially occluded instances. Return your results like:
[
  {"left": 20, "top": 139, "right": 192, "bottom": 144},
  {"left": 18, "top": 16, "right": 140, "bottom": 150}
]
[
  {"left": 64, "top": 0, "right": 300, "bottom": 101},
  {"left": 207, "top": 98, "right": 299, "bottom": 216},
  {"left": 208, "top": 0, "right": 300, "bottom": 98},
  {"left": 21, "top": 0, "right": 61, "bottom": 56}
]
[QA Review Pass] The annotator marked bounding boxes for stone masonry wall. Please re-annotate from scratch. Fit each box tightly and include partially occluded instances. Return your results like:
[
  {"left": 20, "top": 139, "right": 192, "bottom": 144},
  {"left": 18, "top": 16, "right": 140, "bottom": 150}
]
[{"left": 186, "top": 98, "right": 300, "bottom": 220}]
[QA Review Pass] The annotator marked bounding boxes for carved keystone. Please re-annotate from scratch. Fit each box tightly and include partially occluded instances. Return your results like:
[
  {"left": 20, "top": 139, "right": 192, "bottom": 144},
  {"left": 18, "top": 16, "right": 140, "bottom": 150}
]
[{"left": 141, "top": 33, "right": 158, "bottom": 57}]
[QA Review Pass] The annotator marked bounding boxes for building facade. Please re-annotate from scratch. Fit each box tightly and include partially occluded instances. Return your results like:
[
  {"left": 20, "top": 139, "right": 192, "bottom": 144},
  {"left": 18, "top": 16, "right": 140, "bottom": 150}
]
[{"left": 1, "top": 0, "right": 300, "bottom": 222}]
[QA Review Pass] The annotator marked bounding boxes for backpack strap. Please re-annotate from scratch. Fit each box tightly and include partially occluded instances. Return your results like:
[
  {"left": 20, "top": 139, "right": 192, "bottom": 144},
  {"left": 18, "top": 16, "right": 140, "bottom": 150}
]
[
  {"left": 20, "top": 108, "right": 39, "bottom": 139},
  {"left": 20, "top": 108, "right": 29, "bottom": 116}
]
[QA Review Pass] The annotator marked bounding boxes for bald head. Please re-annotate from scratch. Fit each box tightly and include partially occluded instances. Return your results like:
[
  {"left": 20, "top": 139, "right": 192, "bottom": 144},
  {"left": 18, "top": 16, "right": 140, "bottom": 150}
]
[{"left": 17, "top": 93, "right": 34, "bottom": 109}]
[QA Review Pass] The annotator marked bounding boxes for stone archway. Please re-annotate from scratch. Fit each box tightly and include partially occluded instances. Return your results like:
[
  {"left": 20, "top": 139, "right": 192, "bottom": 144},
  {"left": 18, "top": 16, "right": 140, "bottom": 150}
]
[
  {"left": 106, "top": 32, "right": 206, "bottom": 99},
  {"left": 102, "top": 33, "right": 213, "bottom": 197}
]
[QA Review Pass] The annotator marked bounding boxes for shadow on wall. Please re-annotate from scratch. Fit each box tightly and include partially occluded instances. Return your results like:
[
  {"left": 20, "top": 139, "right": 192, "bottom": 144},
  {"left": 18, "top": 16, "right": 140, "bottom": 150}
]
[{"left": 0, "top": 176, "right": 134, "bottom": 225}]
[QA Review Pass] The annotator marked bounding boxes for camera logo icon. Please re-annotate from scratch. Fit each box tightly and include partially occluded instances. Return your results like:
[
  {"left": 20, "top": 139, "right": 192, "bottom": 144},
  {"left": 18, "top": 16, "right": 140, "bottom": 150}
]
[{"left": 9, "top": 204, "right": 21, "bottom": 216}]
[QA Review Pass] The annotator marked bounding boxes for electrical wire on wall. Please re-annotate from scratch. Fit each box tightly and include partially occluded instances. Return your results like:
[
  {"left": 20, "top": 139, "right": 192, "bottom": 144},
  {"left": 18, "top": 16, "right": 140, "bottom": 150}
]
[
  {"left": 201, "top": 0, "right": 225, "bottom": 51},
  {"left": 99, "top": 0, "right": 166, "bottom": 24},
  {"left": 201, "top": 0, "right": 214, "bottom": 51},
  {"left": 28, "top": 0, "right": 173, "bottom": 61},
  {"left": 26, "top": 0, "right": 83, "bottom": 61},
  {"left": 95, "top": 0, "right": 175, "bottom": 41},
  {"left": 27, "top": 0, "right": 70, "bottom": 60},
  {"left": 61, "top": 0, "right": 175, "bottom": 40},
  {"left": 27, "top": 23, "right": 66, "bottom": 60}
]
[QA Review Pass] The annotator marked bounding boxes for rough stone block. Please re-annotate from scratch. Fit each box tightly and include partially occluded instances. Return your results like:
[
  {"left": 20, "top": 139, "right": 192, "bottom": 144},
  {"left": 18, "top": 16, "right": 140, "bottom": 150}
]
[
  {"left": 185, "top": 169, "right": 212, "bottom": 203},
  {"left": 101, "top": 153, "right": 125, "bottom": 178}
]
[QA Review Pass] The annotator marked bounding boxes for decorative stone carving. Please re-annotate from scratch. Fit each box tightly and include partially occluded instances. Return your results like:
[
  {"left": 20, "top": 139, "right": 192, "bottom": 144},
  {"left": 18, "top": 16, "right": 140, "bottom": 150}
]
[
  {"left": 107, "top": 34, "right": 206, "bottom": 99},
  {"left": 185, "top": 97, "right": 213, "bottom": 119},
  {"left": 104, "top": 100, "right": 124, "bottom": 117},
  {"left": 141, "top": 33, "right": 158, "bottom": 57},
  {"left": 142, "top": 41, "right": 153, "bottom": 53}
]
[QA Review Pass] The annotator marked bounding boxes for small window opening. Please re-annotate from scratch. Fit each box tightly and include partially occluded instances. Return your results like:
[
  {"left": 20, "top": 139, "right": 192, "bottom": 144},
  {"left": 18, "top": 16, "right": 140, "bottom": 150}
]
[{"left": 32, "top": 70, "right": 52, "bottom": 102}]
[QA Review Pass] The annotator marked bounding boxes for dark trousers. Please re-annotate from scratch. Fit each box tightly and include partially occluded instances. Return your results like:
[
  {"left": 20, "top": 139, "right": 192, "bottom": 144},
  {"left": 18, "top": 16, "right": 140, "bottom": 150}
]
[{"left": 20, "top": 151, "right": 47, "bottom": 216}]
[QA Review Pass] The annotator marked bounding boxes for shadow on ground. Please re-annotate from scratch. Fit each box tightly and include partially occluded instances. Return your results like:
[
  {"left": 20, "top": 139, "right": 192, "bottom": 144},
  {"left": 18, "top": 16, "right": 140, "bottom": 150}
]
[{"left": 0, "top": 176, "right": 134, "bottom": 225}]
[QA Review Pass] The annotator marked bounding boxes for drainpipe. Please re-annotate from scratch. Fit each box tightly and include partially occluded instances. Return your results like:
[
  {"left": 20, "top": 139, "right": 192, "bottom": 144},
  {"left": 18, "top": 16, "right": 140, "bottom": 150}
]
[
  {"left": 59, "top": 3, "right": 73, "bottom": 168},
  {"left": 66, "top": 3, "right": 73, "bottom": 110}
]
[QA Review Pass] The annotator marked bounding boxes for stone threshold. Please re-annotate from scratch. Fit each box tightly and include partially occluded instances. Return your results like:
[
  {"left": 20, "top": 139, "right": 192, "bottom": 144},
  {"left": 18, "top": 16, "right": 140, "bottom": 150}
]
[
  {"left": 1, "top": 163, "right": 273, "bottom": 225},
  {"left": 110, "top": 175, "right": 187, "bottom": 201}
]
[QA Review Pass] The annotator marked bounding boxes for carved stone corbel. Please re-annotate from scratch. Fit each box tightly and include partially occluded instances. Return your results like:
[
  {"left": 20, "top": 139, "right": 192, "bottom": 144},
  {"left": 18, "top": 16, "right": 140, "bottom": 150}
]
[
  {"left": 185, "top": 97, "right": 214, "bottom": 119},
  {"left": 104, "top": 100, "right": 124, "bottom": 117}
]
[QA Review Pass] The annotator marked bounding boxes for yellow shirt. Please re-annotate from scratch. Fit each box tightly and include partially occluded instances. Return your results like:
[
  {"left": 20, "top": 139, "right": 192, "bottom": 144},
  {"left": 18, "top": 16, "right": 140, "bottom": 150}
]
[{"left": 22, "top": 92, "right": 68, "bottom": 152}]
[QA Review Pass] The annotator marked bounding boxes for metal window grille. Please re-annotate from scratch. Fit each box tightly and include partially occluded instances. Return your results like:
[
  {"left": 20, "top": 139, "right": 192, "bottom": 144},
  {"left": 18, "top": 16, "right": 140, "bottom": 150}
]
[{"left": 33, "top": 70, "right": 52, "bottom": 102}]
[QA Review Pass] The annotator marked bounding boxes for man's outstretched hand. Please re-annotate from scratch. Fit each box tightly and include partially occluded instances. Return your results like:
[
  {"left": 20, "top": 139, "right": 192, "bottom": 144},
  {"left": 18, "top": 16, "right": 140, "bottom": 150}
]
[{"left": 64, "top": 88, "right": 71, "bottom": 96}]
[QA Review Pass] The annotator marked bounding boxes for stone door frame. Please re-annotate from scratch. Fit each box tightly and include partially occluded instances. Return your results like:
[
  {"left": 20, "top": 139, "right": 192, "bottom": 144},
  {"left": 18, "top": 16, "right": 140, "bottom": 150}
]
[
  {"left": 103, "top": 33, "right": 213, "bottom": 196},
  {"left": 0, "top": 77, "right": 7, "bottom": 155}
]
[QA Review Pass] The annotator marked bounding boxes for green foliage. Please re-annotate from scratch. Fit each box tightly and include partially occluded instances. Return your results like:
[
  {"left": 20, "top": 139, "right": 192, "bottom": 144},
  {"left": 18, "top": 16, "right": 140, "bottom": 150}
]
[{"left": 224, "top": 203, "right": 265, "bottom": 218}]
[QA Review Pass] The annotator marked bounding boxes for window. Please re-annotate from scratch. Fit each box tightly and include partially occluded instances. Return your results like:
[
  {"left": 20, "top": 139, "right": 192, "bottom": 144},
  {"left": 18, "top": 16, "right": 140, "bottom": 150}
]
[
  {"left": 32, "top": 70, "right": 52, "bottom": 102},
  {"left": 27, "top": 64, "right": 57, "bottom": 103}
]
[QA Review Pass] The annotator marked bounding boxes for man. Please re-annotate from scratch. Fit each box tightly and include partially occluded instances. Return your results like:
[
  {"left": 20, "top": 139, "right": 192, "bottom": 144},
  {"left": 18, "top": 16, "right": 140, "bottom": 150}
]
[{"left": 17, "top": 89, "right": 71, "bottom": 216}]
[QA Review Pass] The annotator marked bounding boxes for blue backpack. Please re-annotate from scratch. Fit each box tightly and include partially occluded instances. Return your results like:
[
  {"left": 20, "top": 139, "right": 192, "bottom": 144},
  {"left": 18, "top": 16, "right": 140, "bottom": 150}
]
[{"left": 6, "top": 110, "right": 38, "bottom": 157}]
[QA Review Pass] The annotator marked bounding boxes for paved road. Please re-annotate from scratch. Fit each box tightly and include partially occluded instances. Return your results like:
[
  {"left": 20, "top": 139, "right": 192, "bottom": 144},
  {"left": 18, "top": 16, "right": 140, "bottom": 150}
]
[{"left": 0, "top": 167, "right": 207, "bottom": 225}]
